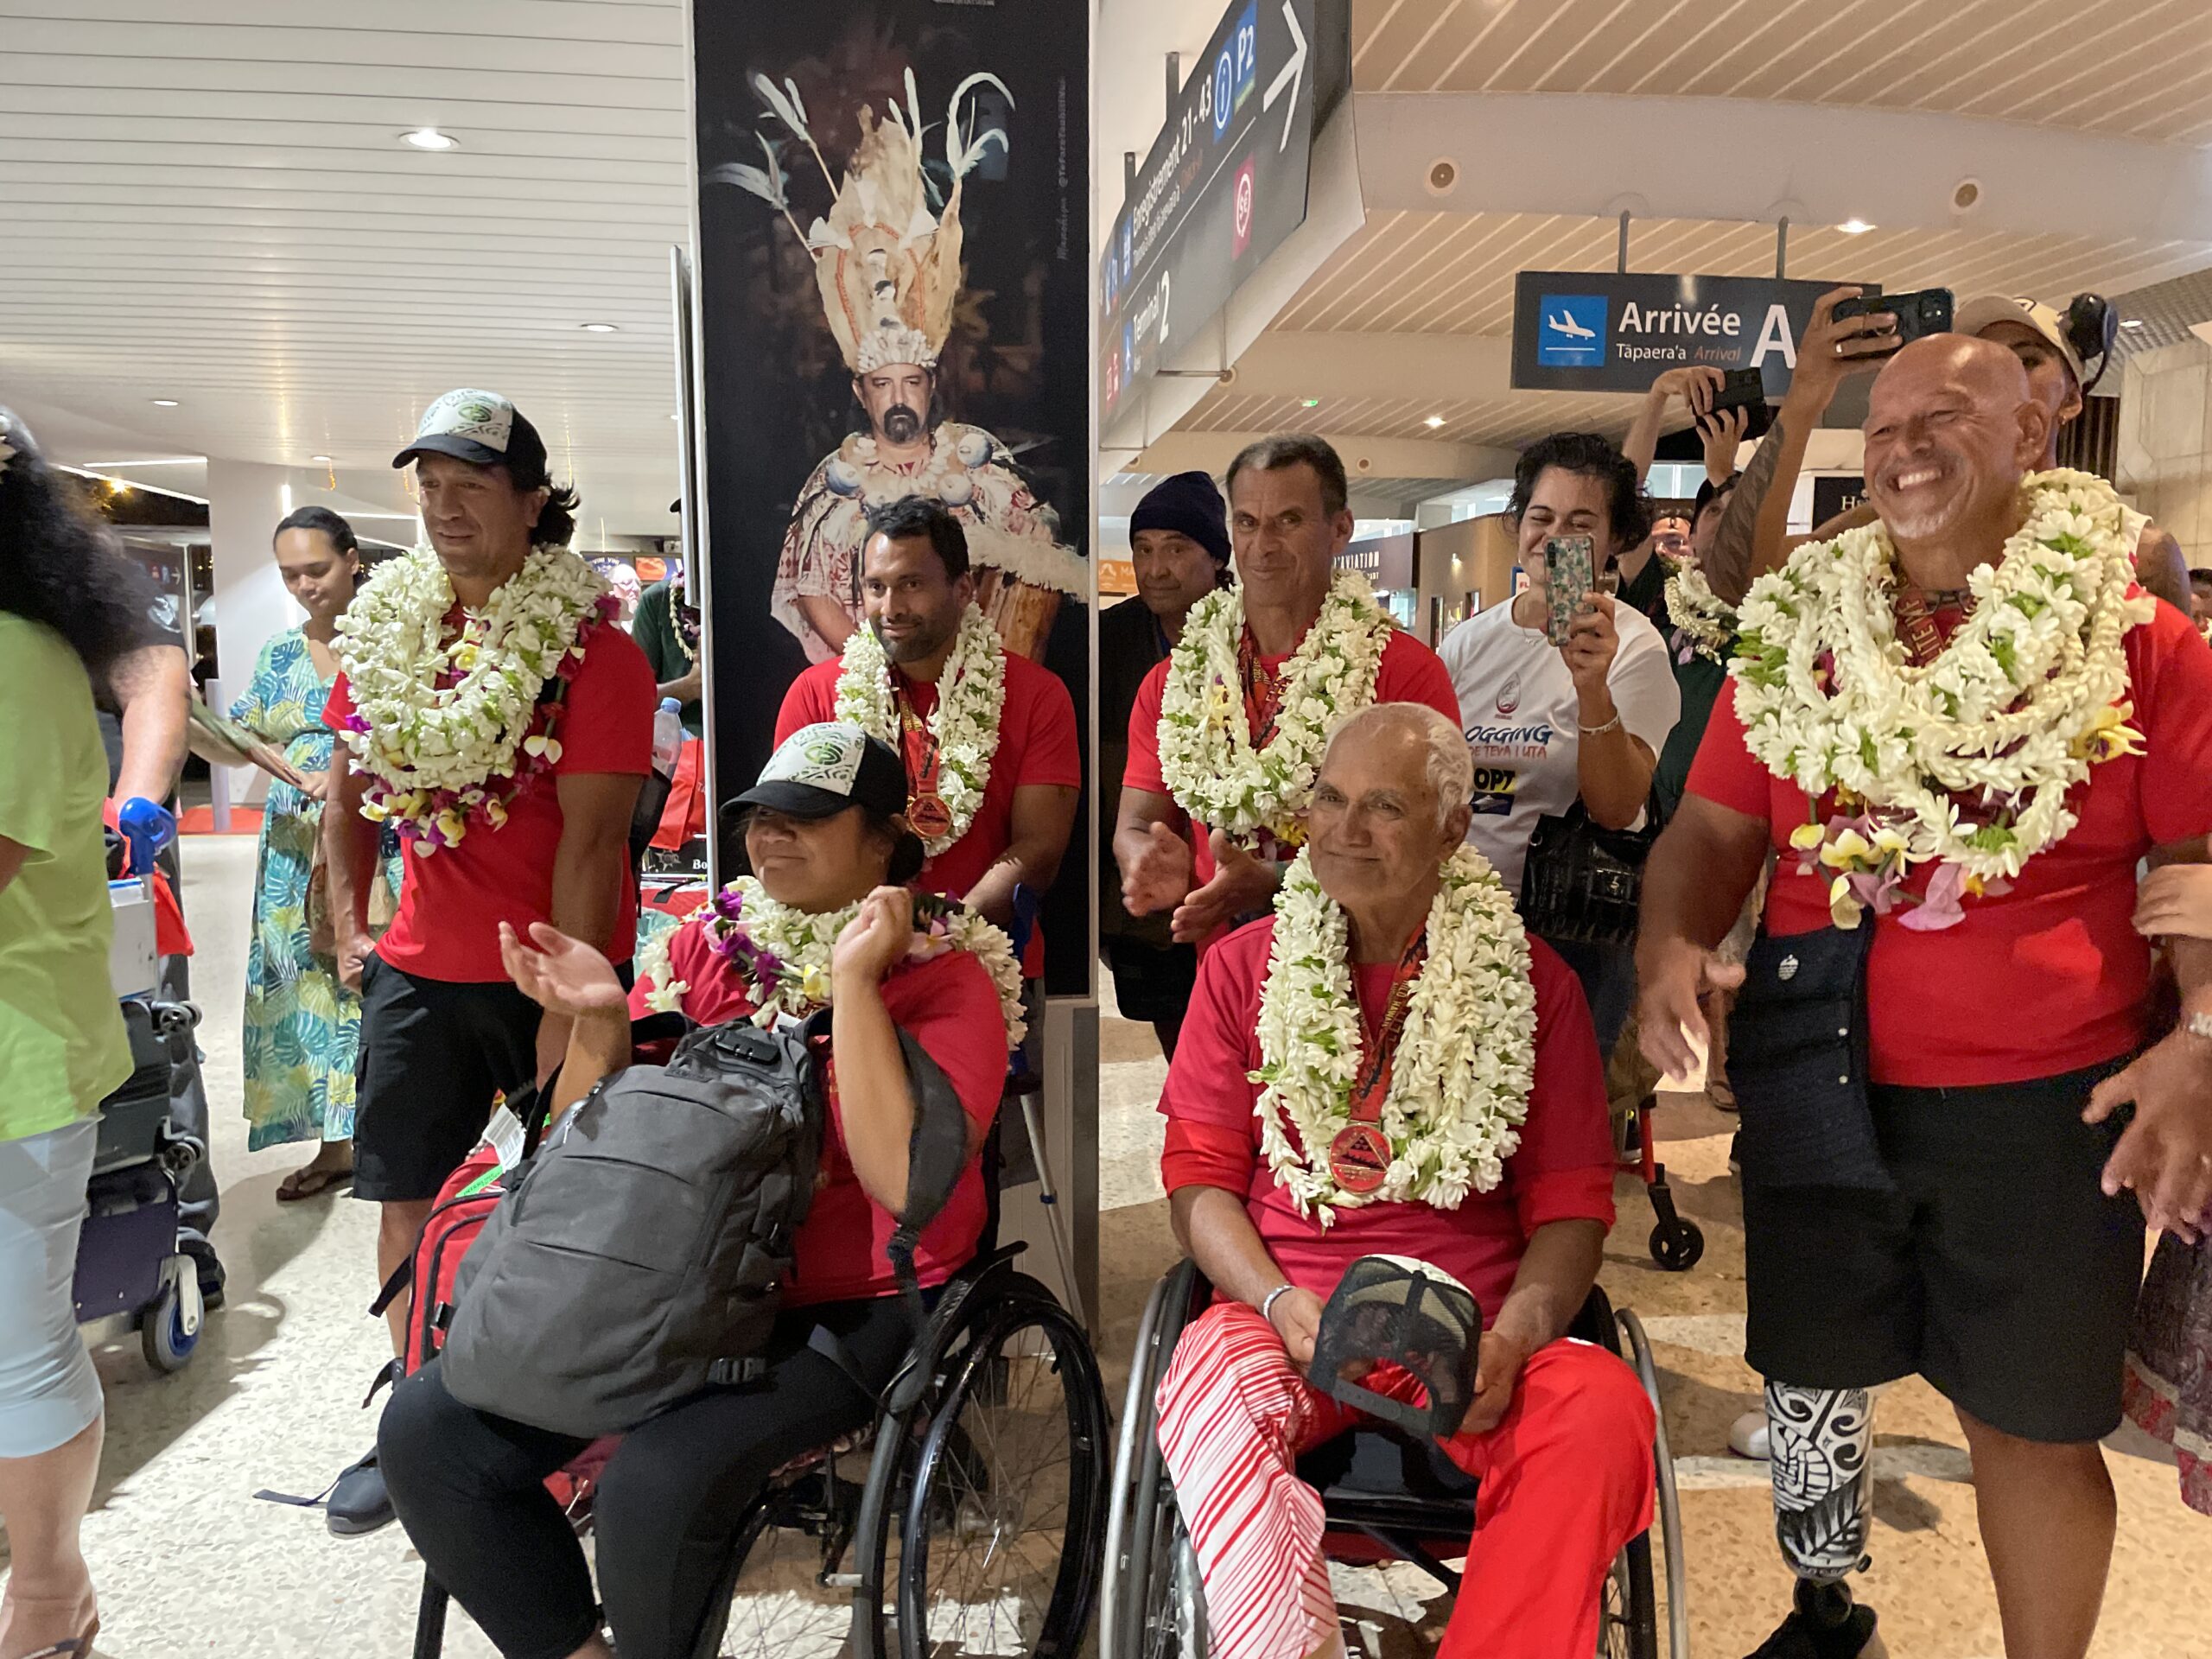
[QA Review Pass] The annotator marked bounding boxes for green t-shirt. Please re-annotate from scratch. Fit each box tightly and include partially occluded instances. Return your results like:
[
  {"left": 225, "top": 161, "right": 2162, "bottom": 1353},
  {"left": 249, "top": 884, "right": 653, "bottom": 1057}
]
[
  {"left": 1652, "top": 626, "right": 1730, "bottom": 823},
  {"left": 0, "top": 613, "right": 132, "bottom": 1142},
  {"left": 633, "top": 580, "right": 702, "bottom": 734}
]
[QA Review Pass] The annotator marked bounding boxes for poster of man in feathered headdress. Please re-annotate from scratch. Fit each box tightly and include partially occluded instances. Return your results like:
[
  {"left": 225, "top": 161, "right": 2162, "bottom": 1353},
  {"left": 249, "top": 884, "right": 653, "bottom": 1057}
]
[{"left": 703, "top": 28, "right": 1087, "bottom": 667}]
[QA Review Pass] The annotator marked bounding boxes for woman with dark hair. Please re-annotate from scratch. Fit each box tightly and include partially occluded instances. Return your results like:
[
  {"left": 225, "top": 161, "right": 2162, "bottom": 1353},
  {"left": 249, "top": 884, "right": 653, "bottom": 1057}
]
[
  {"left": 378, "top": 721, "right": 1020, "bottom": 1659},
  {"left": 0, "top": 407, "right": 137, "bottom": 1659},
  {"left": 195, "top": 505, "right": 400, "bottom": 1198},
  {"left": 1436, "top": 431, "right": 1681, "bottom": 1052}
]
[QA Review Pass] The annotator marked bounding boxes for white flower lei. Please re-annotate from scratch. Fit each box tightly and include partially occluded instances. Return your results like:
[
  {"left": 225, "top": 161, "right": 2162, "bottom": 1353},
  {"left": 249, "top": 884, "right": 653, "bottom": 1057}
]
[
  {"left": 1662, "top": 555, "right": 1735, "bottom": 664},
  {"left": 1732, "top": 469, "right": 2154, "bottom": 885},
  {"left": 335, "top": 544, "right": 612, "bottom": 849},
  {"left": 1250, "top": 846, "right": 1535, "bottom": 1223},
  {"left": 1157, "top": 570, "right": 1395, "bottom": 843},
  {"left": 832, "top": 605, "right": 1006, "bottom": 855},
  {"left": 637, "top": 879, "right": 1027, "bottom": 1050}
]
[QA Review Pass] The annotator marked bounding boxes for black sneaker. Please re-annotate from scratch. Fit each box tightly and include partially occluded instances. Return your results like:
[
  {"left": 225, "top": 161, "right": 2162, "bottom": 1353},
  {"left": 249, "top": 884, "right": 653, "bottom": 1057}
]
[
  {"left": 1745, "top": 1589, "right": 1878, "bottom": 1659},
  {"left": 327, "top": 1450, "right": 396, "bottom": 1537}
]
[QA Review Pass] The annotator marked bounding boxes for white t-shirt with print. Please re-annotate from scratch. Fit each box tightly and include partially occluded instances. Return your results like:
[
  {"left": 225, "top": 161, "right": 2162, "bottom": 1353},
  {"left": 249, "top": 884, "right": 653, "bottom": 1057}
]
[{"left": 1437, "top": 600, "right": 1681, "bottom": 894}]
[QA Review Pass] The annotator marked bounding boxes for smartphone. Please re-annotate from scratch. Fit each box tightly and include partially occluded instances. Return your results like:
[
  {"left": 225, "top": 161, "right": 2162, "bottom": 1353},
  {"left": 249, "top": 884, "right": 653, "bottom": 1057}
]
[
  {"left": 1541, "top": 536, "right": 1594, "bottom": 645},
  {"left": 1704, "top": 365, "right": 1775, "bottom": 441},
  {"left": 1832, "top": 287, "right": 1955, "bottom": 350}
]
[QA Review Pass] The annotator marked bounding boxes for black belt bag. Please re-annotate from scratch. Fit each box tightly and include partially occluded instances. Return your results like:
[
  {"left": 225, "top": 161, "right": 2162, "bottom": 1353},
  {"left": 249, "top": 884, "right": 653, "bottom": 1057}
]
[
  {"left": 1517, "top": 801, "right": 1656, "bottom": 949},
  {"left": 1727, "top": 924, "right": 1894, "bottom": 1192}
]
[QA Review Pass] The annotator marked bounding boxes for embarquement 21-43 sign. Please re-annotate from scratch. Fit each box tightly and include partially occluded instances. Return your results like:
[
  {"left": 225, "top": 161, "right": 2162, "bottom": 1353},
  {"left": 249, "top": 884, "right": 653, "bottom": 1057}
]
[{"left": 1099, "top": 0, "right": 1322, "bottom": 417}]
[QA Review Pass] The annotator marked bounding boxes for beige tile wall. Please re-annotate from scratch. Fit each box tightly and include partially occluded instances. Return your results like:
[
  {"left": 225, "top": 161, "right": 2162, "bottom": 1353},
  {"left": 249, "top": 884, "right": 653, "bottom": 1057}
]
[{"left": 2117, "top": 336, "right": 2212, "bottom": 569}]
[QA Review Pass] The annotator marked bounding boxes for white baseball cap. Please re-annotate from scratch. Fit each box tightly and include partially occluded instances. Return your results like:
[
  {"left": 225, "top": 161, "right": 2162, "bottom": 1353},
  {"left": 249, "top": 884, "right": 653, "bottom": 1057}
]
[
  {"left": 394, "top": 388, "right": 550, "bottom": 483},
  {"left": 1955, "top": 296, "right": 2088, "bottom": 390}
]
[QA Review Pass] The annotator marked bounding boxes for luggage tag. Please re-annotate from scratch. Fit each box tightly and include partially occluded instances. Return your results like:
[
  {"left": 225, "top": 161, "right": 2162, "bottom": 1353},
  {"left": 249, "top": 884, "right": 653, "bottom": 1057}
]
[{"left": 482, "top": 1104, "right": 526, "bottom": 1174}]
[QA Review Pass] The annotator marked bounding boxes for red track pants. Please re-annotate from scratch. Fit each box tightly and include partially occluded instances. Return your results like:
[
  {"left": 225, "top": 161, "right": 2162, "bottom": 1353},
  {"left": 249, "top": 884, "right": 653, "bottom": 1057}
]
[{"left": 1155, "top": 1300, "right": 1655, "bottom": 1659}]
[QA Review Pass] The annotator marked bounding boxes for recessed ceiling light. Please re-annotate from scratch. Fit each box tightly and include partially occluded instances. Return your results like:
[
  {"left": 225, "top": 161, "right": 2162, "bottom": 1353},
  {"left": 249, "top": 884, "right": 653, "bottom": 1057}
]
[
  {"left": 310, "top": 454, "right": 334, "bottom": 463},
  {"left": 403, "top": 128, "right": 458, "bottom": 151},
  {"left": 580, "top": 321, "right": 620, "bottom": 334},
  {"left": 1424, "top": 414, "right": 1445, "bottom": 429},
  {"left": 1300, "top": 397, "right": 1320, "bottom": 409},
  {"left": 2122, "top": 318, "right": 2145, "bottom": 329},
  {"left": 149, "top": 397, "right": 180, "bottom": 407},
  {"left": 1838, "top": 218, "right": 1874, "bottom": 235}
]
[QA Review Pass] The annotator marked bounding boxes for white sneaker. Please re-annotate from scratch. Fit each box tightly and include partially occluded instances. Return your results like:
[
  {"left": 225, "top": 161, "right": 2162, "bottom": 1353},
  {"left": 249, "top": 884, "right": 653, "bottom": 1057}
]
[{"left": 1729, "top": 1407, "right": 1770, "bottom": 1459}]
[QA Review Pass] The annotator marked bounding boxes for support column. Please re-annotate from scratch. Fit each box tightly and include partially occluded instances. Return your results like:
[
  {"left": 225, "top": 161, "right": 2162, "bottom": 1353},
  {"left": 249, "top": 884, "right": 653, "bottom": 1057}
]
[{"left": 204, "top": 459, "right": 302, "bottom": 806}]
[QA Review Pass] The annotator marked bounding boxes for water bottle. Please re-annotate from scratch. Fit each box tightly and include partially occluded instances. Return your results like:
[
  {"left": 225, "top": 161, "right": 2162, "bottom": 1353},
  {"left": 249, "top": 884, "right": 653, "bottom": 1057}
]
[{"left": 652, "top": 697, "right": 684, "bottom": 779}]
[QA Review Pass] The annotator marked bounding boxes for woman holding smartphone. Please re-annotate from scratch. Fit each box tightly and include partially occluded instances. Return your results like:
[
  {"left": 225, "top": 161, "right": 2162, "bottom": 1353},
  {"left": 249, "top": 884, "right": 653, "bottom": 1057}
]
[{"left": 1436, "top": 431, "right": 1681, "bottom": 1052}]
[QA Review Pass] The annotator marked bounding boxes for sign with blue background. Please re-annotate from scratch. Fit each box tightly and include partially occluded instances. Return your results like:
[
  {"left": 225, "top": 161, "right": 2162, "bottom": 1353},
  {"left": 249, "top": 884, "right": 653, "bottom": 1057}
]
[{"left": 1511, "top": 270, "right": 1872, "bottom": 394}]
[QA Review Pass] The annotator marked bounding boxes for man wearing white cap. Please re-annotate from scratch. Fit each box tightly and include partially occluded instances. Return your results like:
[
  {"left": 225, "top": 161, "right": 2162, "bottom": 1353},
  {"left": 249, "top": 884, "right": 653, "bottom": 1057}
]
[{"left": 316, "top": 388, "right": 657, "bottom": 1534}]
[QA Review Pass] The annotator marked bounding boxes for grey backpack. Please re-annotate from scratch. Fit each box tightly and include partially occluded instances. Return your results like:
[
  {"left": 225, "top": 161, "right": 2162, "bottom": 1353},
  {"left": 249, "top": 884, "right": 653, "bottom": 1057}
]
[{"left": 438, "top": 1010, "right": 973, "bottom": 1439}]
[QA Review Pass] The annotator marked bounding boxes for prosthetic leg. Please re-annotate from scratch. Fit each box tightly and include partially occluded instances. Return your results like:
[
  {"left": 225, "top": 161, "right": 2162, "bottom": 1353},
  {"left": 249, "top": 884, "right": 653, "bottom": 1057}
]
[{"left": 1746, "top": 1383, "right": 1883, "bottom": 1659}]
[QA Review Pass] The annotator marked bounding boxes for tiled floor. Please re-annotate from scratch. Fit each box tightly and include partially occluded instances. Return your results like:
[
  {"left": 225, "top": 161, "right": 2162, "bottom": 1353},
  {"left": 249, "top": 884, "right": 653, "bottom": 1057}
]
[{"left": 10, "top": 833, "right": 2209, "bottom": 1657}]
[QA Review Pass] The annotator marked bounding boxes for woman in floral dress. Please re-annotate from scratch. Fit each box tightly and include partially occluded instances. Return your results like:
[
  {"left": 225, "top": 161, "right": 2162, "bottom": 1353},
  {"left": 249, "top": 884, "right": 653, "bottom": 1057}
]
[{"left": 223, "top": 508, "right": 398, "bottom": 1198}]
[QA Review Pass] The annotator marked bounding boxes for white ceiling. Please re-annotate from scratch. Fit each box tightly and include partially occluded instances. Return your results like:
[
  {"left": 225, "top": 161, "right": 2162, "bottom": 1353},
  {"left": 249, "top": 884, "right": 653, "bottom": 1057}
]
[
  {"left": 7, "top": 0, "right": 2212, "bottom": 536},
  {"left": 0, "top": 0, "right": 690, "bottom": 533}
]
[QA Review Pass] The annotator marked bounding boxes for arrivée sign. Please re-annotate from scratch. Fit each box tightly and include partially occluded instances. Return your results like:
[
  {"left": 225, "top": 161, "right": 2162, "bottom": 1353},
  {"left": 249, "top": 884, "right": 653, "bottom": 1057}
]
[{"left": 1510, "top": 270, "right": 1875, "bottom": 395}]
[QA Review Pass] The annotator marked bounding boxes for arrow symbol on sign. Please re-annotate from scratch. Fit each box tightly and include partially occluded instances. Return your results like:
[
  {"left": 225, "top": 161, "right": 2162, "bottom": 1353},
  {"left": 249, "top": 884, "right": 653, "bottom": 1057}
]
[{"left": 1262, "top": 0, "right": 1306, "bottom": 153}]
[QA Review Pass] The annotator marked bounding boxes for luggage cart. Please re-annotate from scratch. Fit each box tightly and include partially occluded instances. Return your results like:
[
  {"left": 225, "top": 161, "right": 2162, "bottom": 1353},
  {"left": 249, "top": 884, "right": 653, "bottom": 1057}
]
[{"left": 73, "top": 868, "right": 206, "bottom": 1373}]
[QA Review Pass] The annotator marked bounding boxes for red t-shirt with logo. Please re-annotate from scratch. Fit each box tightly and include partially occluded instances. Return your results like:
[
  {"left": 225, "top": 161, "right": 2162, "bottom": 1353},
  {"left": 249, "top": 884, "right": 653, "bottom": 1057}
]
[
  {"left": 1156, "top": 919, "right": 1614, "bottom": 1317},
  {"left": 777, "top": 649, "right": 1081, "bottom": 971},
  {"left": 1122, "top": 626, "right": 1464, "bottom": 891},
  {"left": 324, "top": 620, "right": 656, "bottom": 982},
  {"left": 627, "top": 919, "right": 1009, "bottom": 1306},
  {"left": 1687, "top": 600, "right": 2212, "bottom": 1087}
]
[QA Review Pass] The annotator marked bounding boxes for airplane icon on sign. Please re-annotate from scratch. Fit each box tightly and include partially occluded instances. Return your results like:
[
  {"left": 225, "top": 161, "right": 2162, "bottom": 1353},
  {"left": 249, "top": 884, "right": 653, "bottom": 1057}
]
[{"left": 1545, "top": 309, "right": 1597, "bottom": 340}]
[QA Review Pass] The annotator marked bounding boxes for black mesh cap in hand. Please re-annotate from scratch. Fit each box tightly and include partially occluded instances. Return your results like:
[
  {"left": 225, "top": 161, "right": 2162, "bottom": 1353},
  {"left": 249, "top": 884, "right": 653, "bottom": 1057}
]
[{"left": 1307, "top": 1255, "right": 1483, "bottom": 1440}]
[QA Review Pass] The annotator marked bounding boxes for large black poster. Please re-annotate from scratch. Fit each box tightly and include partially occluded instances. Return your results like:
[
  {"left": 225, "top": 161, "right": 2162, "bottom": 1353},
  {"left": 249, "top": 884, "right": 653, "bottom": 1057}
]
[{"left": 690, "top": 0, "right": 1093, "bottom": 995}]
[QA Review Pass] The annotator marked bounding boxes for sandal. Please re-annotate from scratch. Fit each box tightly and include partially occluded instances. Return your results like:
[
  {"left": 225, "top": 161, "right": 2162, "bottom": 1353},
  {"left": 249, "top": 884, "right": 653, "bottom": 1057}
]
[{"left": 276, "top": 1162, "right": 353, "bottom": 1202}]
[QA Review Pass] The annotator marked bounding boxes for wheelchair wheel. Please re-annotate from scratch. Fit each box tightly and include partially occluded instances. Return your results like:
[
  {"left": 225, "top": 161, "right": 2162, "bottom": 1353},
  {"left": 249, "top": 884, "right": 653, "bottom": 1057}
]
[
  {"left": 1647, "top": 1217, "right": 1704, "bottom": 1273},
  {"left": 897, "top": 1284, "right": 1108, "bottom": 1659},
  {"left": 1128, "top": 1478, "right": 1205, "bottom": 1659},
  {"left": 1599, "top": 1535, "right": 1659, "bottom": 1659},
  {"left": 1617, "top": 1309, "right": 1690, "bottom": 1659},
  {"left": 713, "top": 1467, "right": 868, "bottom": 1659}
]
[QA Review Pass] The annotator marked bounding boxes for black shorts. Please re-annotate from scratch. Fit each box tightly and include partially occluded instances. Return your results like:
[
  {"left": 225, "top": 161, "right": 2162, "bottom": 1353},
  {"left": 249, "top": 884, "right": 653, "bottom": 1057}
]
[
  {"left": 1742, "top": 1056, "right": 2142, "bottom": 1445},
  {"left": 353, "top": 956, "right": 542, "bottom": 1204}
]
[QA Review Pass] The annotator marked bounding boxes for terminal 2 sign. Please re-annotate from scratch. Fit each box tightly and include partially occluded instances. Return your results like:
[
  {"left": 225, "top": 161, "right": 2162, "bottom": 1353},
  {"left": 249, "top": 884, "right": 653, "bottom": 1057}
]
[{"left": 1510, "top": 270, "right": 1872, "bottom": 396}]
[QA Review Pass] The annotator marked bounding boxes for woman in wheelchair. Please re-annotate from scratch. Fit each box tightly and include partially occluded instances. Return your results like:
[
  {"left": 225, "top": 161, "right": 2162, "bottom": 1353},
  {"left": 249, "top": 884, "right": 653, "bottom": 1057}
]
[
  {"left": 1153, "top": 704, "right": 1656, "bottom": 1659},
  {"left": 378, "top": 722, "right": 1023, "bottom": 1659}
]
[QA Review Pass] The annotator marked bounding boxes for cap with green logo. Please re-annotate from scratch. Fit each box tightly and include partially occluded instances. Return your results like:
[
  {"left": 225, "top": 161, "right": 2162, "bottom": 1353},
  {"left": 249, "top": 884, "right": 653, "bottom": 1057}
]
[
  {"left": 735, "top": 721, "right": 911, "bottom": 822},
  {"left": 394, "top": 387, "right": 550, "bottom": 486}
]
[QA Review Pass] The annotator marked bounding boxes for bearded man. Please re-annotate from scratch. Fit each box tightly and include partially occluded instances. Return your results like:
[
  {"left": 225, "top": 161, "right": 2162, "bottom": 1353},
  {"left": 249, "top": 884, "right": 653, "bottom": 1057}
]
[
  {"left": 1154, "top": 702, "right": 1653, "bottom": 1659},
  {"left": 1639, "top": 335, "right": 2212, "bottom": 1659},
  {"left": 776, "top": 495, "right": 1078, "bottom": 959},
  {"left": 1116, "top": 435, "right": 1462, "bottom": 953}
]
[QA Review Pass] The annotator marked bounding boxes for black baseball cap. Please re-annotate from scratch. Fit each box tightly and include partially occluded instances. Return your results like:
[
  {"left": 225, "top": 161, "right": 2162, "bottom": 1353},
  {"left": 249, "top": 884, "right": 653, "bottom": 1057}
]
[
  {"left": 734, "top": 722, "right": 909, "bottom": 821},
  {"left": 394, "top": 388, "right": 550, "bottom": 486},
  {"left": 1308, "top": 1255, "right": 1483, "bottom": 1440}
]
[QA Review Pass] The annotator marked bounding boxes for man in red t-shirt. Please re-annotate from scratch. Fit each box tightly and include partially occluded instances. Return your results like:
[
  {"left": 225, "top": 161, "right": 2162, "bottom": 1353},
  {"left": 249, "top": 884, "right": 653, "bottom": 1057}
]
[
  {"left": 1637, "top": 338, "right": 2212, "bottom": 1657},
  {"left": 321, "top": 390, "right": 655, "bottom": 1534},
  {"left": 776, "top": 496, "right": 1079, "bottom": 963},
  {"left": 1155, "top": 705, "right": 1651, "bottom": 1659},
  {"left": 1116, "top": 435, "right": 1461, "bottom": 954}
]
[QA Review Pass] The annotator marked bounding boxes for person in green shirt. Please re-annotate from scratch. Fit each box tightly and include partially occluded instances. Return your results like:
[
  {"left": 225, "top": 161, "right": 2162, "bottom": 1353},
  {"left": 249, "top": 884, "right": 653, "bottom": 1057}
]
[
  {"left": 633, "top": 569, "right": 703, "bottom": 735},
  {"left": 0, "top": 408, "right": 139, "bottom": 1659}
]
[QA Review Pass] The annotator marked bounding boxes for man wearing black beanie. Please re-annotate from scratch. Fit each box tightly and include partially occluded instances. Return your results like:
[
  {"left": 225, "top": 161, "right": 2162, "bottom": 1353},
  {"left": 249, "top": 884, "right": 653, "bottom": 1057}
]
[{"left": 1099, "top": 472, "right": 1231, "bottom": 1054}]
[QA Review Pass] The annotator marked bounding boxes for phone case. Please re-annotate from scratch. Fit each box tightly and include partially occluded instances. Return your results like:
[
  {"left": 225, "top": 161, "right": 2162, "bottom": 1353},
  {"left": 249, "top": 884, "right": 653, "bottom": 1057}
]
[{"left": 1542, "top": 537, "right": 1593, "bottom": 645}]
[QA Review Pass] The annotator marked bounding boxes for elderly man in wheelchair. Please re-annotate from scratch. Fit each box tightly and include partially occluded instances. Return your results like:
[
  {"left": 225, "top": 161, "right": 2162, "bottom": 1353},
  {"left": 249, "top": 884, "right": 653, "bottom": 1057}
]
[{"left": 1137, "top": 702, "right": 1658, "bottom": 1659}]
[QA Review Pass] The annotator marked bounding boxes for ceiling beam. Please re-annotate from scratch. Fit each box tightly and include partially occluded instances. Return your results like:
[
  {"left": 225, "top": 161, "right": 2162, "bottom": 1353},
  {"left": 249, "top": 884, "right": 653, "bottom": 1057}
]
[{"left": 1357, "top": 92, "right": 2212, "bottom": 246}]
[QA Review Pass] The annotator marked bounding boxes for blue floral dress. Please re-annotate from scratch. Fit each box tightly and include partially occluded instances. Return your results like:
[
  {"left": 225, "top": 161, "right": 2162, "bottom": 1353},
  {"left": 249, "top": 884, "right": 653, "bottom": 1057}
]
[{"left": 231, "top": 631, "right": 400, "bottom": 1150}]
